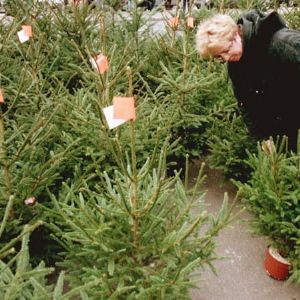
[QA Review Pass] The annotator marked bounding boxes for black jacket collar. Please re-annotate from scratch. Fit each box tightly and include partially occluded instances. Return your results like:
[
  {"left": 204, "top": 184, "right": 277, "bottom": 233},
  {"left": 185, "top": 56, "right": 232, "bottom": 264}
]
[{"left": 238, "top": 10, "right": 287, "bottom": 57}]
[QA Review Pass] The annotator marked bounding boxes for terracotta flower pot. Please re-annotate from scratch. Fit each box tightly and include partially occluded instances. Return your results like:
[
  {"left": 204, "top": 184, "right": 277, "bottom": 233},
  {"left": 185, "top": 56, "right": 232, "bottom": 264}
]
[{"left": 264, "top": 246, "right": 291, "bottom": 280}]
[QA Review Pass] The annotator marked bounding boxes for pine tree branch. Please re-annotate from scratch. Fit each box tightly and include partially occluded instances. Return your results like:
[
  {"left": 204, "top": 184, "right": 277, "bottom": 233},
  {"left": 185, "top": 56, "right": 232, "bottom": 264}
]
[
  {"left": 0, "top": 195, "right": 14, "bottom": 239},
  {"left": 0, "top": 109, "right": 12, "bottom": 202},
  {"left": 0, "top": 221, "right": 44, "bottom": 258}
]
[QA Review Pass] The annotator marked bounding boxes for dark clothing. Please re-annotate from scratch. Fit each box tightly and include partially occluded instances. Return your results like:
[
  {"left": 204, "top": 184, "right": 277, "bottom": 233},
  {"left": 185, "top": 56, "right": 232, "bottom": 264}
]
[
  {"left": 228, "top": 10, "right": 300, "bottom": 150},
  {"left": 137, "top": 0, "right": 155, "bottom": 10},
  {"left": 182, "top": 0, "right": 189, "bottom": 12}
]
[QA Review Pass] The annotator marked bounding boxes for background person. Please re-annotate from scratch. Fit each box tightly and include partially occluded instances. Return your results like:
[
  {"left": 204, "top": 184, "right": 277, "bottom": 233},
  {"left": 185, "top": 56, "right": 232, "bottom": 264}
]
[{"left": 195, "top": 10, "right": 300, "bottom": 150}]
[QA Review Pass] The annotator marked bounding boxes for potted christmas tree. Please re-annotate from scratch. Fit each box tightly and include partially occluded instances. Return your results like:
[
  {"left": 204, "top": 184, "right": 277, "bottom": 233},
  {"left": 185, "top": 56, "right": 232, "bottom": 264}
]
[{"left": 235, "top": 135, "right": 300, "bottom": 282}]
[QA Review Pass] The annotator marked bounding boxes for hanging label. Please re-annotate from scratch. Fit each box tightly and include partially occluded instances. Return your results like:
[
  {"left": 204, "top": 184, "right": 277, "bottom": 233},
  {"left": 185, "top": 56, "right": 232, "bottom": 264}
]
[
  {"left": 90, "top": 54, "right": 109, "bottom": 74},
  {"left": 0, "top": 89, "right": 4, "bottom": 104},
  {"left": 168, "top": 17, "right": 179, "bottom": 28},
  {"left": 24, "top": 197, "right": 37, "bottom": 206},
  {"left": 17, "top": 25, "right": 32, "bottom": 43},
  {"left": 103, "top": 105, "right": 127, "bottom": 129},
  {"left": 187, "top": 16, "right": 194, "bottom": 28},
  {"left": 22, "top": 25, "right": 32, "bottom": 37},
  {"left": 17, "top": 30, "right": 30, "bottom": 43},
  {"left": 113, "top": 96, "right": 135, "bottom": 120}
]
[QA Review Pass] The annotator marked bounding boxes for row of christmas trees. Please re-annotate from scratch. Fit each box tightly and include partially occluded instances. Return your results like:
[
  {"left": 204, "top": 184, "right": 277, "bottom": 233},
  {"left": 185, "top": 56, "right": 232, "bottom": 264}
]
[{"left": 0, "top": 1, "right": 236, "bottom": 298}]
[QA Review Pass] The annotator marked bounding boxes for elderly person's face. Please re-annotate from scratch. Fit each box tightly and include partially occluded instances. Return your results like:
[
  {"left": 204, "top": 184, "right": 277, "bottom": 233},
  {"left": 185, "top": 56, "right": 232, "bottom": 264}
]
[{"left": 215, "top": 32, "right": 243, "bottom": 62}]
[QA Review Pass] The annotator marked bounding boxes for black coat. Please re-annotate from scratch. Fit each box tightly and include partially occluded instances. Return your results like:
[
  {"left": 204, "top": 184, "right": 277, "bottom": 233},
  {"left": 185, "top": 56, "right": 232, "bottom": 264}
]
[{"left": 228, "top": 10, "right": 300, "bottom": 150}]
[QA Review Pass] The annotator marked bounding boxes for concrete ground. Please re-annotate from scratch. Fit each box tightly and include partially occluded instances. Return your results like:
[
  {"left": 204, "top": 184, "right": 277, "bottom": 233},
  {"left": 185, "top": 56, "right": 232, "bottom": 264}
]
[{"left": 188, "top": 160, "right": 300, "bottom": 300}]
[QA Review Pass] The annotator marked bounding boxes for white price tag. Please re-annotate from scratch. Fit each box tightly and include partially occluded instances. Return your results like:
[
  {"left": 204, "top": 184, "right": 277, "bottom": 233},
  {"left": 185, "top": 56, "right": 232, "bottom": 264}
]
[{"left": 103, "top": 105, "right": 127, "bottom": 129}]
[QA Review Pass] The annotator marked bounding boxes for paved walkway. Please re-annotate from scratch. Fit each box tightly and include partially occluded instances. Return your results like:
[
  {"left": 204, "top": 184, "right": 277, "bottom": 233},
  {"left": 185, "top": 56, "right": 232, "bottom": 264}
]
[{"left": 188, "top": 160, "right": 300, "bottom": 300}]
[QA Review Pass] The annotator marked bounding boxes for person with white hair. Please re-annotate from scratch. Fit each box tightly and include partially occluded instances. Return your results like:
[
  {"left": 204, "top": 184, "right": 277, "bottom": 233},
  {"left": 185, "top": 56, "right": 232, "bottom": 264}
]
[{"left": 195, "top": 10, "right": 300, "bottom": 150}]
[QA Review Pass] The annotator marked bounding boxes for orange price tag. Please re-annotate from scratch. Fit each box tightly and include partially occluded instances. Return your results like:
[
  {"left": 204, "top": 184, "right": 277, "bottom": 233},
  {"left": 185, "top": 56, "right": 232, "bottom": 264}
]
[
  {"left": 91, "top": 54, "right": 109, "bottom": 74},
  {"left": 113, "top": 96, "right": 135, "bottom": 120},
  {"left": 22, "top": 25, "right": 32, "bottom": 37},
  {"left": 0, "top": 89, "right": 4, "bottom": 104},
  {"left": 187, "top": 16, "right": 194, "bottom": 28},
  {"left": 168, "top": 17, "right": 179, "bottom": 28}
]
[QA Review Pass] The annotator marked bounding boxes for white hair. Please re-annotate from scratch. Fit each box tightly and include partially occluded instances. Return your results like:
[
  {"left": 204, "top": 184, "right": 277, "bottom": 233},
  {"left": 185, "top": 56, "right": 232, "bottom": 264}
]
[{"left": 196, "top": 14, "right": 238, "bottom": 58}]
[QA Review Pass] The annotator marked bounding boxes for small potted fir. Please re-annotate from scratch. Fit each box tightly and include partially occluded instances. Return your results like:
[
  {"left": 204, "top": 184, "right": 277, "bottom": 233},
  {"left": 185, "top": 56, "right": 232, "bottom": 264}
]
[{"left": 234, "top": 136, "right": 300, "bottom": 282}]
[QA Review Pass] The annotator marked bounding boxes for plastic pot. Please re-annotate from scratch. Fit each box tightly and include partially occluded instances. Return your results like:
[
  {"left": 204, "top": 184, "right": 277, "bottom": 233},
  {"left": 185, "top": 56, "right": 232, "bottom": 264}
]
[{"left": 264, "top": 246, "right": 291, "bottom": 280}]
